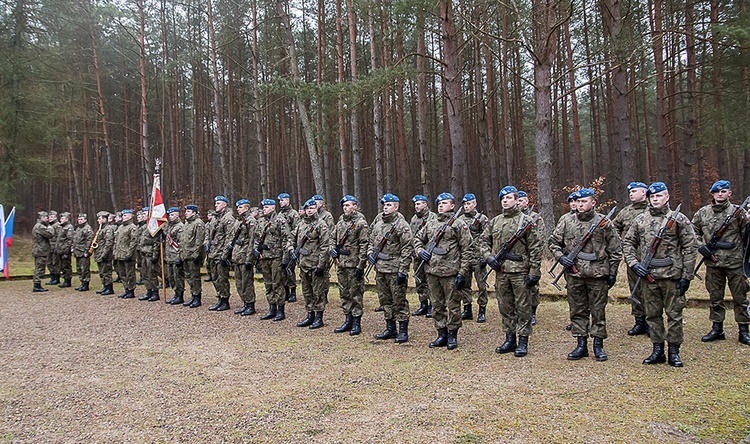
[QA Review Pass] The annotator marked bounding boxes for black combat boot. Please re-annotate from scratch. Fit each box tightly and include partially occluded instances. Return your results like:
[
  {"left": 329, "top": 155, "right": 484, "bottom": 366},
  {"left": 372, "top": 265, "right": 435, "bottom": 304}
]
[
  {"left": 701, "top": 322, "right": 725, "bottom": 342},
  {"left": 286, "top": 288, "right": 297, "bottom": 303},
  {"left": 334, "top": 314, "right": 353, "bottom": 333},
  {"left": 46, "top": 274, "right": 60, "bottom": 285},
  {"left": 412, "top": 300, "right": 429, "bottom": 316},
  {"left": 235, "top": 302, "right": 252, "bottom": 314},
  {"left": 375, "top": 320, "right": 397, "bottom": 340},
  {"left": 446, "top": 329, "right": 458, "bottom": 350},
  {"left": 593, "top": 337, "right": 608, "bottom": 362},
  {"left": 642, "top": 342, "right": 666, "bottom": 364},
  {"left": 213, "top": 298, "right": 229, "bottom": 311},
  {"left": 169, "top": 292, "right": 184, "bottom": 305},
  {"left": 208, "top": 298, "right": 223, "bottom": 310},
  {"left": 75, "top": 282, "right": 84, "bottom": 291},
  {"left": 260, "top": 304, "right": 277, "bottom": 320},
  {"left": 429, "top": 328, "right": 448, "bottom": 348},
  {"left": 739, "top": 324, "right": 750, "bottom": 345},
  {"left": 138, "top": 290, "right": 152, "bottom": 301},
  {"left": 273, "top": 304, "right": 286, "bottom": 321},
  {"left": 297, "top": 311, "right": 315, "bottom": 327},
  {"left": 58, "top": 278, "right": 72, "bottom": 288},
  {"left": 461, "top": 304, "right": 473, "bottom": 321},
  {"left": 395, "top": 321, "right": 409, "bottom": 343},
  {"left": 100, "top": 284, "right": 114, "bottom": 296},
  {"left": 628, "top": 316, "right": 649, "bottom": 336},
  {"left": 567, "top": 337, "right": 589, "bottom": 361},
  {"left": 309, "top": 311, "right": 324, "bottom": 329},
  {"left": 425, "top": 303, "right": 432, "bottom": 318},
  {"left": 148, "top": 290, "right": 160, "bottom": 302},
  {"left": 33, "top": 282, "right": 48, "bottom": 292},
  {"left": 122, "top": 289, "right": 136, "bottom": 299},
  {"left": 96, "top": 286, "right": 105, "bottom": 294},
  {"left": 183, "top": 295, "right": 195, "bottom": 306},
  {"left": 241, "top": 302, "right": 256, "bottom": 316},
  {"left": 667, "top": 342, "right": 683, "bottom": 367},
  {"left": 188, "top": 294, "right": 201, "bottom": 308},
  {"left": 514, "top": 336, "right": 529, "bottom": 357},
  {"left": 477, "top": 306, "right": 487, "bottom": 323},
  {"left": 349, "top": 316, "right": 362, "bottom": 336},
  {"left": 531, "top": 306, "right": 538, "bottom": 326},
  {"left": 136, "top": 278, "right": 144, "bottom": 286},
  {"left": 495, "top": 333, "right": 517, "bottom": 354},
  {"left": 78, "top": 281, "right": 90, "bottom": 292}
]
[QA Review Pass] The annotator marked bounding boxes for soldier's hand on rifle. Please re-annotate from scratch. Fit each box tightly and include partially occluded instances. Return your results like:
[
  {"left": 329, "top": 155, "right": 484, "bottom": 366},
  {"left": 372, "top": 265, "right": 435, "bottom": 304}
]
[
  {"left": 396, "top": 272, "right": 407, "bottom": 286},
  {"left": 698, "top": 245, "right": 715, "bottom": 261},
  {"left": 367, "top": 252, "right": 377, "bottom": 266},
  {"left": 252, "top": 248, "right": 261, "bottom": 258},
  {"left": 280, "top": 258, "right": 289, "bottom": 269},
  {"left": 193, "top": 256, "right": 202, "bottom": 265},
  {"left": 454, "top": 274, "right": 466, "bottom": 290},
  {"left": 226, "top": 243, "right": 233, "bottom": 253},
  {"left": 219, "top": 258, "right": 230, "bottom": 267},
  {"left": 314, "top": 267, "right": 325, "bottom": 277},
  {"left": 258, "top": 244, "right": 269, "bottom": 251},
  {"left": 288, "top": 249, "right": 298, "bottom": 262},
  {"left": 175, "top": 259, "right": 182, "bottom": 267},
  {"left": 524, "top": 275, "right": 540, "bottom": 288},
  {"left": 676, "top": 278, "right": 690, "bottom": 295},
  {"left": 354, "top": 268, "right": 364, "bottom": 281},
  {"left": 329, "top": 247, "right": 339, "bottom": 259},
  {"left": 124, "top": 255, "right": 132, "bottom": 262},
  {"left": 244, "top": 262, "right": 252, "bottom": 270},
  {"left": 486, "top": 256, "right": 500, "bottom": 271},
  {"left": 479, "top": 259, "right": 487, "bottom": 268},
  {"left": 631, "top": 263, "right": 649, "bottom": 278},
  {"left": 417, "top": 249, "right": 432, "bottom": 262},
  {"left": 607, "top": 275, "right": 617, "bottom": 289},
  {"left": 150, "top": 255, "right": 159, "bottom": 264},
  {"left": 558, "top": 255, "right": 575, "bottom": 268}
]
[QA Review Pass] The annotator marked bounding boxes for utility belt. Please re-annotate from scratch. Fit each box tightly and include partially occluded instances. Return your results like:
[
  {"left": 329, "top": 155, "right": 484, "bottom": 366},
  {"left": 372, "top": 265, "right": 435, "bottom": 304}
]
[
  {"left": 338, "top": 247, "right": 351, "bottom": 256},
  {"left": 504, "top": 252, "right": 523, "bottom": 262},
  {"left": 576, "top": 252, "right": 598, "bottom": 261}
]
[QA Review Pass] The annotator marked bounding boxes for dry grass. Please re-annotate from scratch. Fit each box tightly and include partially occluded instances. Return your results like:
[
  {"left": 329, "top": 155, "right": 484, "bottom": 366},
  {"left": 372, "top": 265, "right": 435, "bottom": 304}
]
[{"left": 1, "top": 277, "right": 749, "bottom": 443}]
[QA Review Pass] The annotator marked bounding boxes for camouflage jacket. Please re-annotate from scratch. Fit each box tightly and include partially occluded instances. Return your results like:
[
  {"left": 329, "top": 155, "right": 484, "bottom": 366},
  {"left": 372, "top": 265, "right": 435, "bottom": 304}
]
[
  {"left": 32, "top": 220, "right": 55, "bottom": 258},
  {"left": 139, "top": 223, "right": 161, "bottom": 258},
  {"left": 55, "top": 221, "right": 74, "bottom": 255},
  {"left": 208, "top": 209, "right": 236, "bottom": 260},
  {"left": 549, "top": 207, "right": 623, "bottom": 278},
  {"left": 49, "top": 221, "right": 60, "bottom": 254},
  {"left": 410, "top": 209, "right": 437, "bottom": 258},
  {"left": 286, "top": 212, "right": 330, "bottom": 271},
  {"left": 180, "top": 214, "right": 206, "bottom": 262},
  {"left": 231, "top": 212, "right": 258, "bottom": 265},
  {"left": 368, "top": 211, "right": 413, "bottom": 274},
  {"left": 113, "top": 220, "right": 139, "bottom": 261},
  {"left": 254, "top": 210, "right": 290, "bottom": 260},
  {"left": 414, "top": 210, "right": 473, "bottom": 277},
  {"left": 623, "top": 204, "right": 698, "bottom": 280},
  {"left": 691, "top": 199, "right": 748, "bottom": 269},
  {"left": 477, "top": 206, "right": 543, "bottom": 276},
  {"left": 164, "top": 219, "right": 184, "bottom": 263},
  {"left": 94, "top": 223, "right": 115, "bottom": 263},
  {"left": 612, "top": 201, "right": 648, "bottom": 238},
  {"left": 332, "top": 211, "right": 370, "bottom": 269},
  {"left": 318, "top": 208, "right": 335, "bottom": 232},
  {"left": 72, "top": 223, "right": 94, "bottom": 257},
  {"left": 279, "top": 205, "right": 301, "bottom": 234},
  {"left": 460, "top": 209, "right": 489, "bottom": 239}
]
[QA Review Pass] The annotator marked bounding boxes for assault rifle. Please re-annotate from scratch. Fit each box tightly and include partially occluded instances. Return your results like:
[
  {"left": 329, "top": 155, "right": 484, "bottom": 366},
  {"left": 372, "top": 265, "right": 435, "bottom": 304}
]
[
  {"left": 481, "top": 208, "right": 539, "bottom": 284},
  {"left": 694, "top": 195, "right": 750, "bottom": 280},
  {"left": 413, "top": 207, "right": 465, "bottom": 285},
  {"left": 223, "top": 217, "right": 250, "bottom": 265},
  {"left": 327, "top": 216, "right": 361, "bottom": 271},
  {"left": 549, "top": 206, "right": 617, "bottom": 291},
  {"left": 254, "top": 220, "right": 273, "bottom": 259},
  {"left": 288, "top": 221, "right": 320, "bottom": 275},
  {"left": 629, "top": 203, "right": 682, "bottom": 305},
  {"left": 364, "top": 223, "right": 398, "bottom": 281}
]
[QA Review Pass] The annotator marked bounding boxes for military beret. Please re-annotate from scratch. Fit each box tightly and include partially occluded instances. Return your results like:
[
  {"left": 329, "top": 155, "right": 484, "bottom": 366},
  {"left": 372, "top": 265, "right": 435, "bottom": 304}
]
[
  {"left": 115, "top": 212, "right": 122, "bottom": 218},
  {"left": 122, "top": 209, "right": 134, "bottom": 215},
  {"left": 567, "top": 192, "right": 579, "bottom": 202},
  {"left": 96, "top": 211, "right": 110, "bottom": 218},
  {"left": 167, "top": 207, "right": 180, "bottom": 214},
  {"left": 517, "top": 191, "right": 528, "bottom": 198},
  {"left": 214, "top": 195, "right": 229, "bottom": 203},
  {"left": 312, "top": 194, "right": 325, "bottom": 201},
  {"left": 578, "top": 188, "right": 595, "bottom": 198},
  {"left": 647, "top": 182, "right": 668, "bottom": 196},
  {"left": 435, "top": 192, "right": 455, "bottom": 203},
  {"left": 261, "top": 198, "right": 276, "bottom": 206},
  {"left": 277, "top": 193, "right": 291, "bottom": 200},
  {"left": 38, "top": 211, "right": 48, "bottom": 218},
  {"left": 141, "top": 207, "right": 149, "bottom": 213},
  {"left": 49, "top": 210, "right": 58, "bottom": 216},
  {"left": 710, "top": 180, "right": 731, "bottom": 193},
  {"left": 340, "top": 195, "right": 358, "bottom": 205},
  {"left": 184, "top": 204, "right": 198, "bottom": 212},
  {"left": 462, "top": 193, "right": 476, "bottom": 203},
  {"left": 627, "top": 181, "right": 648, "bottom": 191},
  {"left": 59, "top": 212, "right": 71, "bottom": 219},
  {"left": 412, "top": 194, "right": 428, "bottom": 203},
  {"left": 381, "top": 193, "right": 399, "bottom": 203},
  {"left": 303, "top": 198, "right": 317, "bottom": 209},
  {"left": 498, "top": 186, "right": 518, "bottom": 198},
  {"left": 236, "top": 199, "right": 250, "bottom": 207},
  {"left": 78, "top": 213, "right": 87, "bottom": 219}
]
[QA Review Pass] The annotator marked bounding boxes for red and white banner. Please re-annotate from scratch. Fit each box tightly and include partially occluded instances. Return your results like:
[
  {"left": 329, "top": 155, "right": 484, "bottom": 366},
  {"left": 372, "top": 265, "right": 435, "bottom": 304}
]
[{"left": 147, "top": 172, "right": 167, "bottom": 236}]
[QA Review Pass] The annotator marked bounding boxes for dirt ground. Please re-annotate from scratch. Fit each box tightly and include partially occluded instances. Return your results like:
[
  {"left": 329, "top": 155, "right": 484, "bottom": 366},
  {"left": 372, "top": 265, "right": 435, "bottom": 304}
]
[{"left": 1, "top": 279, "right": 749, "bottom": 443}]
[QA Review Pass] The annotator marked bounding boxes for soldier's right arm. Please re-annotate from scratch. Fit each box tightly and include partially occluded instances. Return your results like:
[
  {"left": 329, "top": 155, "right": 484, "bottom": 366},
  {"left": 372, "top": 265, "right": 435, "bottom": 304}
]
[
  {"left": 547, "top": 217, "right": 567, "bottom": 259},
  {"left": 690, "top": 207, "right": 705, "bottom": 240},
  {"left": 526, "top": 218, "right": 544, "bottom": 277},
  {"left": 621, "top": 218, "right": 642, "bottom": 267}
]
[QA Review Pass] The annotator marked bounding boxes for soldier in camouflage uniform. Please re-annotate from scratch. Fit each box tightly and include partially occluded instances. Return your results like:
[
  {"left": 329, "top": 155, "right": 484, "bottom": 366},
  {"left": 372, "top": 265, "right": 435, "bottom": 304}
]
[
  {"left": 113, "top": 209, "right": 139, "bottom": 299},
  {"left": 459, "top": 193, "right": 489, "bottom": 322},
  {"left": 368, "top": 193, "right": 414, "bottom": 343},
  {"left": 414, "top": 193, "right": 474, "bottom": 350},
  {"left": 623, "top": 182, "right": 697, "bottom": 367},
  {"left": 55, "top": 212, "right": 75, "bottom": 288},
  {"left": 313, "top": 195, "right": 336, "bottom": 231},
  {"left": 207, "top": 195, "right": 235, "bottom": 312},
  {"left": 278, "top": 193, "right": 300, "bottom": 302},
  {"left": 612, "top": 182, "right": 650, "bottom": 336},
  {"left": 410, "top": 195, "right": 437, "bottom": 317},
  {"left": 329, "top": 195, "right": 370, "bottom": 335},
  {"left": 549, "top": 188, "right": 622, "bottom": 362},
  {"left": 231, "top": 199, "right": 258, "bottom": 316},
  {"left": 255, "top": 198, "right": 291, "bottom": 321},
  {"left": 557, "top": 191, "right": 580, "bottom": 331},
  {"left": 135, "top": 209, "right": 147, "bottom": 286},
  {"left": 180, "top": 204, "right": 205, "bottom": 308},
  {"left": 518, "top": 191, "right": 546, "bottom": 326},
  {"left": 287, "top": 198, "right": 331, "bottom": 329},
  {"left": 164, "top": 207, "right": 185, "bottom": 305},
  {"left": 478, "top": 186, "right": 543, "bottom": 357},
  {"left": 72, "top": 213, "right": 94, "bottom": 291},
  {"left": 691, "top": 180, "right": 750, "bottom": 345},
  {"left": 32, "top": 211, "right": 54, "bottom": 292},
  {"left": 204, "top": 210, "right": 217, "bottom": 282},
  {"left": 45, "top": 210, "right": 61, "bottom": 285},
  {"left": 138, "top": 207, "right": 162, "bottom": 302},
  {"left": 94, "top": 211, "right": 116, "bottom": 295}
]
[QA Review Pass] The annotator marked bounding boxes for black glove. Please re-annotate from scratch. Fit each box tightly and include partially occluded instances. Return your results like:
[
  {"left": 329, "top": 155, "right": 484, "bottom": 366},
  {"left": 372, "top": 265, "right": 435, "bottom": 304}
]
[
  {"left": 314, "top": 267, "right": 325, "bottom": 277},
  {"left": 354, "top": 268, "right": 364, "bottom": 281},
  {"left": 631, "top": 263, "right": 649, "bottom": 278},
  {"left": 329, "top": 247, "right": 339, "bottom": 259},
  {"left": 486, "top": 256, "right": 501, "bottom": 271},
  {"left": 193, "top": 256, "right": 202, "bottom": 265},
  {"left": 558, "top": 256, "right": 575, "bottom": 268},
  {"left": 252, "top": 248, "right": 261, "bottom": 258},
  {"left": 219, "top": 258, "right": 229, "bottom": 267},
  {"left": 479, "top": 259, "right": 487, "bottom": 268},
  {"left": 175, "top": 259, "right": 183, "bottom": 267},
  {"left": 396, "top": 272, "right": 407, "bottom": 286},
  {"left": 244, "top": 262, "right": 252, "bottom": 271},
  {"left": 258, "top": 244, "right": 269, "bottom": 251},
  {"left": 289, "top": 249, "right": 299, "bottom": 262},
  {"left": 455, "top": 274, "right": 466, "bottom": 290},
  {"left": 418, "top": 249, "right": 432, "bottom": 262},
  {"left": 150, "top": 255, "right": 159, "bottom": 264},
  {"left": 524, "top": 275, "right": 540, "bottom": 288},
  {"left": 280, "top": 259, "right": 289, "bottom": 269},
  {"left": 698, "top": 245, "right": 715, "bottom": 261},
  {"left": 367, "top": 252, "right": 377, "bottom": 266},
  {"left": 61, "top": 253, "right": 69, "bottom": 260},
  {"left": 124, "top": 255, "right": 132, "bottom": 263},
  {"left": 606, "top": 275, "right": 617, "bottom": 289},
  {"left": 226, "top": 244, "right": 234, "bottom": 252},
  {"left": 676, "top": 278, "right": 690, "bottom": 295}
]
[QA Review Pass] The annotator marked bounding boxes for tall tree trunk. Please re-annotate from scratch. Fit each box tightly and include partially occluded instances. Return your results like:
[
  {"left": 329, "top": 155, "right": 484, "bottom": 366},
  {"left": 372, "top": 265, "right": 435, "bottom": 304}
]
[
  {"left": 347, "top": 0, "right": 361, "bottom": 199},
  {"left": 137, "top": 0, "right": 152, "bottom": 199},
  {"left": 681, "top": 0, "right": 697, "bottom": 212},
  {"left": 649, "top": 0, "right": 669, "bottom": 179},
  {"left": 336, "top": 0, "right": 349, "bottom": 194},
  {"left": 206, "top": 0, "right": 229, "bottom": 196},
  {"left": 416, "top": 10, "right": 429, "bottom": 196},
  {"left": 369, "top": 3, "right": 384, "bottom": 201},
  {"left": 252, "top": 0, "right": 267, "bottom": 197},
  {"left": 564, "top": 15, "right": 583, "bottom": 185}
]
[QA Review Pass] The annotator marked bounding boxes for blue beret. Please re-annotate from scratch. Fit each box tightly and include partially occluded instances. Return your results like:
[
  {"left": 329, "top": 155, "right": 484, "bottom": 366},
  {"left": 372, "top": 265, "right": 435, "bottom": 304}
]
[
  {"left": 312, "top": 194, "right": 324, "bottom": 201},
  {"left": 236, "top": 199, "right": 250, "bottom": 207},
  {"left": 277, "top": 193, "right": 290, "bottom": 199},
  {"left": 141, "top": 207, "right": 150, "bottom": 212},
  {"left": 499, "top": 186, "right": 518, "bottom": 198},
  {"left": 303, "top": 198, "right": 317, "bottom": 209},
  {"left": 412, "top": 194, "right": 428, "bottom": 203},
  {"left": 340, "top": 195, "right": 358, "bottom": 205},
  {"left": 167, "top": 207, "right": 180, "bottom": 214},
  {"left": 435, "top": 192, "right": 455, "bottom": 203},
  {"left": 517, "top": 191, "right": 528, "bottom": 198},
  {"left": 122, "top": 209, "right": 134, "bottom": 215},
  {"left": 710, "top": 180, "right": 731, "bottom": 193},
  {"left": 185, "top": 204, "right": 198, "bottom": 211},
  {"left": 462, "top": 193, "right": 476, "bottom": 203},
  {"left": 627, "top": 181, "right": 648, "bottom": 191},
  {"left": 381, "top": 193, "right": 399, "bottom": 203},
  {"left": 567, "top": 192, "right": 579, "bottom": 202},
  {"left": 647, "top": 182, "right": 668, "bottom": 196},
  {"left": 261, "top": 198, "right": 276, "bottom": 206},
  {"left": 214, "top": 195, "right": 228, "bottom": 203},
  {"left": 578, "top": 188, "right": 595, "bottom": 198}
]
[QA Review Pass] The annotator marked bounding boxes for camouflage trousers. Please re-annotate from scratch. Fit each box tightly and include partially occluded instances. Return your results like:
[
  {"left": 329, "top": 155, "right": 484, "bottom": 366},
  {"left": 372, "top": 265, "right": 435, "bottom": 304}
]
[
  {"left": 414, "top": 260, "right": 429, "bottom": 303},
  {"left": 115, "top": 259, "right": 136, "bottom": 291},
  {"left": 97, "top": 260, "right": 113, "bottom": 286},
  {"left": 58, "top": 253, "right": 72, "bottom": 280},
  {"left": 626, "top": 267, "right": 646, "bottom": 317},
  {"left": 284, "top": 263, "right": 297, "bottom": 290},
  {"left": 75, "top": 255, "right": 91, "bottom": 283},
  {"left": 427, "top": 274, "right": 462, "bottom": 331},
  {"left": 166, "top": 262, "right": 185, "bottom": 295},
  {"left": 207, "top": 256, "right": 216, "bottom": 280},
  {"left": 642, "top": 279, "right": 686, "bottom": 345},
  {"left": 704, "top": 266, "right": 750, "bottom": 324},
  {"left": 33, "top": 256, "right": 47, "bottom": 284},
  {"left": 566, "top": 275, "right": 609, "bottom": 339},
  {"left": 462, "top": 263, "right": 489, "bottom": 307},
  {"left": 47, "top": 251, "right": 60, "bottom": 275},
  {"left": 375, "top": 272, "right": 410, "bottom": 322},
  {"left": 259, "top": 258, "right": 285, "bottom": 306},
  {"left": 234, "top": 264, "right": 256, "bottom": 304},
  {"left": 337, "top": 267, "right": 364, "bottom": 317},
  {"left": 495, "top": 272, "right": 532, "bottom": 337},
  {"left": 300, "top": 267, "right": 329, "bottom": 312},
  {"left": 182, "top": 258, "right": 202, "bottom": 296},
  {"left": 142, "top": 255, "right": 161, "bottom": 291},
  {"left": 212, "top": 259, "right": 231, "bottom": 299}
]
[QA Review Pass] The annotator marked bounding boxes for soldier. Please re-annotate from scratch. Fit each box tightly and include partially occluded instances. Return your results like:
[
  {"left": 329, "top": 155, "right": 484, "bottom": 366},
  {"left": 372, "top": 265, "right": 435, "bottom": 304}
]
[
  {"left": 692, "top": 180, "right": 750, "bottom": 345},
  {"left": 409, "top": 194, "right": 437, "bottom": 318},
  {"left": 368, "top": 193, "right": 413, "bottom": 343},
  {"left": 313, "top": 194, "right": 335, "bottom": 230},
  {"left": 549, "top": 188, "right": 622, "bottom": 362},
  {"left": 113, "top": 209, "right": 139, "bottom": 299},
  {"left": 135, "top": 209, "right": 147, "bottom": 286},
  {"left": 459, "top": 193, "right": 490, "bottom": 322},
  {"left": 231, "top": 199, "right": 259, "bottom": 316},
  {"left": 478, "top": 186, "right": 543, "bottom": 357},
  {"left": 559, "top": 191, "right": 580, "bottom": 331},
  {"left": 330, "top": 195, "right": 369, "bottom": 335},
  {"left": 32, "top": 211, "right": 55, "bottom": 292},
  {"left": 623, "top": 182, "right": 697, "bottom": 367},
  {"left": 518, "top": 191, "right": 546, "bottom": 325},
  {"left": 164, "top": 207, "right": 185, "bottom": 305},
  {"left": 204, "top": 210, "right": 217, "bottom": 282},
  {"left": 612, "top": 182, "right": 650, "bottom": 336},
  {"left": 278, "top": 192, "right": 300, "bottom": 302},
  {"left": 72, "top": 213, "right": 94, "bottom": 291},
  {"left": 110, "top": 212, "right": 122, "bottom": 285},
  {"left": 180, "top": 204, "right": 205, "bottom": 308},
  {"left": 254, "top": 198, "right": 291, "bottom": 321},
  {"left": 94, "top": 211, "right": 115, "bottom": 295},
  {"left": 45, "top": 210, "right": 61, "bottom": 285},
  {"left": 54, "top": 212, "right": 75, "bottom": 288},
  {"left": 414, "top": 193, "right": 473, "bottom": 350},
  {"left": 207, "top": 195, "right": 235, "bottom": 312},
  {"left": 138, "top": 207, "right": 162, "bottom": 302}
]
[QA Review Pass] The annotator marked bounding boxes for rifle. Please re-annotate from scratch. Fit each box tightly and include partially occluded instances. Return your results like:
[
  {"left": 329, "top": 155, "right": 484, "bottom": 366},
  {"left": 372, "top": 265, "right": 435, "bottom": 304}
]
[
  {"left": 481, "top": 209, "right": 540, "bottom": 284},
  {"left": 288, "top": 221, "right": 320, "bottom": 275},
  {"left": 694, "top": 195, "right": 750, "bottom": 280},
  {"left": 327, "top": 216, "right": 361, "bottom": 271},
  {"left": 88, "top": 223, "right": 103, "bottom": 256},
  {"left": 223, "top": 217, "right": 250, "bottom": 265},
  {"left": 255, "top": 220, "right": 273, "bottom": 259},
  {"left": 364, "top": 223, "right": 398, "bottom": 281},
  {"left": 549, "top": 206, "right": 617, "bottom": 291},
  {"left": 628, "top": 203, "right": 682, "bottom": 305},
  {"left": 413, "top": 207, "right": 465, "bottom": 285}
]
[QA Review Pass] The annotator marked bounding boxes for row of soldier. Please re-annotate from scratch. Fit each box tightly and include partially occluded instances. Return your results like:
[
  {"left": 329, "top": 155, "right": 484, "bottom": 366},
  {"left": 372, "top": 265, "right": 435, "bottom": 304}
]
[{"left": 30, "top": 180, "right": 750, "bottom": 366}]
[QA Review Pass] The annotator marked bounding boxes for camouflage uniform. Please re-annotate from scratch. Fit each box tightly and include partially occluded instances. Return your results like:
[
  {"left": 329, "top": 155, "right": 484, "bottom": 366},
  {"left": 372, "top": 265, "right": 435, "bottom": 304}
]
[
  {"left": 55, "top": 216, "right": 75, "bottom": 285},
  {"left": 333, "top": 211, "right": 370, "bottom": 318},
  {"left": 138, "top": 223, "right": 162, "bottom": 297},
  {"left": 523, "top": 207, "right": 546, "bottom": 315},
  {"left": 32, "top": 216, "right": 54, "bottom": 287},
  {"left": 279, "top": 204, "right": 301, "bottom": 297},
  {"left": 369, "top": 211, "right": 413, "bottom": 322},
  {"left": 287, "top": 212, "right": 330, "bottom": 315},
  {"left": 113, "top": 218, "right": 139, "bottom": 294},
  {"left": 613, "top": 200, "right": 649, "bottom": 318},
  {"left": 72, "top": 218, "right": 94, "bottom": 286},
  {"left": 164, "top": 217, "right": 185, "bottom": 298},
  {"left": 232, "top": 211, "right": 258, "bottom": 308},
  {"left": 204, "top": 214, "right": 217, "bottom": 280},
  {"left": 46, "top": 214, "right": 61, "bottom": 281},
  {"left": 459, "top": 209, "right": 489, "bottom": 310},
  {"left": 180, "top": 212, "right": 206, "bottom": 300},
  {"left": 410, "top": 208, "right": 437, "bottom": 305},
  {"left": 94, "top": 214, "right": 115, "bottom": 290},
  {"left": 209, "top": 208, "right": 236, "bottom": 300},
  {"left": 255, "top": 210, "right": 291, "bottom": 310}
]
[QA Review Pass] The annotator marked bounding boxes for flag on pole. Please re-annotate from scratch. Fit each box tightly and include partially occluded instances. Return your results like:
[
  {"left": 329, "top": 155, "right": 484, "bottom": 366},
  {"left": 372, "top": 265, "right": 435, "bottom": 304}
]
[
  {"left": 0, "top": 205, "right": 10, "bottom": 279},
  {"left": 147, "top": 161, "right": 167, "bottom": 236}
]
